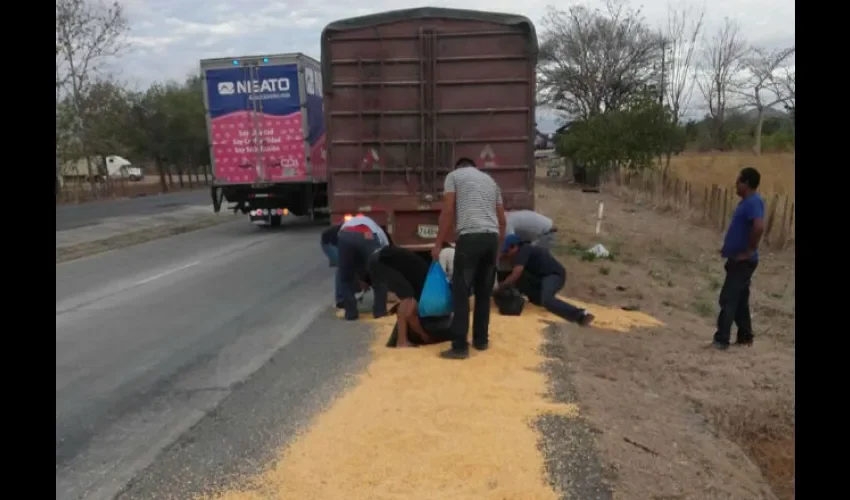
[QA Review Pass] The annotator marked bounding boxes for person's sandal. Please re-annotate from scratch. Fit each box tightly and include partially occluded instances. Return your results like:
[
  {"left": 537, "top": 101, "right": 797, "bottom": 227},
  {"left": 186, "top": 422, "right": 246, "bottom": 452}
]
[{"left": 579, "top": 311, "right": 595, "bottom": 327}]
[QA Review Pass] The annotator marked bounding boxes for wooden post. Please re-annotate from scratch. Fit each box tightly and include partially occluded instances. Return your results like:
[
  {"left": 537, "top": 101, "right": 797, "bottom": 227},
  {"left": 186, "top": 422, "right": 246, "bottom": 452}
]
[
  {"left": 720, "top": 188, "right": 729, "bottom": 231},
  {"left": 764, "top": 193, "right": 780, "bottom": 246},
  {"left": 703, "top": 186, "right": 710, "bottom": 221}
]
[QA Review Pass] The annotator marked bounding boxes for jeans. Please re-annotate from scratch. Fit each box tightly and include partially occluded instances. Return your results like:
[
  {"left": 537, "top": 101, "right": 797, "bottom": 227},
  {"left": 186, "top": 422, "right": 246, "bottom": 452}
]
[
  {"left": 517, "top": 271, "right": 585, "bottom": 322},
  {"left": 337, "top": 230, "right": 387, "bottom": 320},
  {"left": 714, "top": 259, "right": 758, "bottom": 345},
  {"left": 320, "top": 243, "right": 343, "bottom": 304},
  {"left": 450, "top": 232, "right": 499, "bottom": 351}
]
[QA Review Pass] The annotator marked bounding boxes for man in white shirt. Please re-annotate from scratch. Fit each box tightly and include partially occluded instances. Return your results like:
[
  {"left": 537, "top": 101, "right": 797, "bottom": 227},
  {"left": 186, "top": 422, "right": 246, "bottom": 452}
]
[
  {"left": 506, "top": 210, "right": 557, "bottom": 249},
  {"left": 337, "top": 215, "right": 390, "bottom": 320}
]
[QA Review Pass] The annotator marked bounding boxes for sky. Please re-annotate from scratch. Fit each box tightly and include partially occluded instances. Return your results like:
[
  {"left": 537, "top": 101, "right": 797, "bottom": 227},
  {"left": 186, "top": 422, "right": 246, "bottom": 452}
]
[{"left": 114, "top": 0, "right": 795, "bottom": 132}]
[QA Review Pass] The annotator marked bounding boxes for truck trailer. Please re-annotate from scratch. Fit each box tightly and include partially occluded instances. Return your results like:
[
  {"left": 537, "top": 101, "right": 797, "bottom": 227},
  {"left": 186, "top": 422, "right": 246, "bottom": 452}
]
[
  {"left": 201, "top": 53, "right": 328, "bottom": 226},
  {"left": 321, "top": 7, "right": 538, "bottom": 249}
]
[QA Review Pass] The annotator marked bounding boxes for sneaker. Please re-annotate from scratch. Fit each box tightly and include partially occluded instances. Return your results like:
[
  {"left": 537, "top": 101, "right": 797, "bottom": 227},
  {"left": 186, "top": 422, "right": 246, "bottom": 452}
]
[
  {"left": 439, "top": 348, "right": 470, "bottom": 360},
  {"left": 735, "top": 338, "right": 754, "bottom": 347},
  {"left": 472, "top": 341, "right": 489, "bottom": 351}
]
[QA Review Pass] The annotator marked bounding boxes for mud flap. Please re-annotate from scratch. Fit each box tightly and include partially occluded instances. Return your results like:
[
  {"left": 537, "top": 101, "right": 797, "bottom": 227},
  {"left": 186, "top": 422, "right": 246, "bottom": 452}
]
[{"left": 211, "top": 186, "right": 224, "bottom": 213}]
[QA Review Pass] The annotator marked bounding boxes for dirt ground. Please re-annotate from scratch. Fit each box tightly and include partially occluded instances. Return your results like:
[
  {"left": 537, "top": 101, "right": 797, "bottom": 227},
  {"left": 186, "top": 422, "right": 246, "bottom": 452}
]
[{"left": 535, "top": 180, "right": 795, "bottom": 500}]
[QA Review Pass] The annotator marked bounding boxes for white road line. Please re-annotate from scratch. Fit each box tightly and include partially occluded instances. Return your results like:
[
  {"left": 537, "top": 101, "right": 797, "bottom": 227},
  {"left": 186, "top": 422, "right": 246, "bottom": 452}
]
[{"left": 133, "top": 261, "right": 201, "bottom": 286}]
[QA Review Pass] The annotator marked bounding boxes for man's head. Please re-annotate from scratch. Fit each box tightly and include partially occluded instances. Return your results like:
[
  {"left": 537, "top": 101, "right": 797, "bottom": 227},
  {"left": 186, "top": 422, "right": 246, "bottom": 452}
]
[
  {"left": 454, "top": 158, "right": 476, "bottom": 170},
  {"left": 501, "top": 233, "right": 523, "bottom": 257},
  {"left": 736, "top": 167, "right": 761, "bottom": 197}
]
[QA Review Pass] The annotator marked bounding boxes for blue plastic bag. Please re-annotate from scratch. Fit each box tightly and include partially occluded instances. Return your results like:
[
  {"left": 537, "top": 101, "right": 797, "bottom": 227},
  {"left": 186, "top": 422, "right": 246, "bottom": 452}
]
[{"left": 418, "top": 262, "right": 453, "bottom": 317}]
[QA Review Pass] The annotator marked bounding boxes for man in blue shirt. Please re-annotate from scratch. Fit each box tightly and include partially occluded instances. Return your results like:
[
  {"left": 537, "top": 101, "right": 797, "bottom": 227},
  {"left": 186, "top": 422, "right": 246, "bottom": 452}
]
[{"left": 713, "top": 167, "right": 765, "bottom": 350}]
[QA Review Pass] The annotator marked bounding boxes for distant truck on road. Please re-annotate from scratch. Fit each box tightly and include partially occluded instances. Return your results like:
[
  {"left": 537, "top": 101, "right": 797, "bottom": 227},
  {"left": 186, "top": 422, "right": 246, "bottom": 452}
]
[
  {"left": 200, "top": 53, "right": 328, "bottom": 227},
  {"left": 321, "top": 7, "right": 538, "bottom": 250}
]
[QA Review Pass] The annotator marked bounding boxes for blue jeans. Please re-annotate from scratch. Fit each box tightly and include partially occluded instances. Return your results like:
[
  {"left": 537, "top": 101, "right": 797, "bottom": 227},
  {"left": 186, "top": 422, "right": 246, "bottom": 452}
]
[
  {"left": 337, "top": 231, "right": 387, "bottom": 320},
  {"left": 518, "top": 272, "right": 585, "bottom": 323}
]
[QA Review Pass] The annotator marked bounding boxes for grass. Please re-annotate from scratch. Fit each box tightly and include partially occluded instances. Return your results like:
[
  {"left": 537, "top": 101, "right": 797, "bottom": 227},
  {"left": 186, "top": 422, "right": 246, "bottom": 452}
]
[
  {"left": 666, "top": 151, "right": 795, "bottom": 199},
  {"left": 535, "top": 179, "right": 795, "bottom": 499}
]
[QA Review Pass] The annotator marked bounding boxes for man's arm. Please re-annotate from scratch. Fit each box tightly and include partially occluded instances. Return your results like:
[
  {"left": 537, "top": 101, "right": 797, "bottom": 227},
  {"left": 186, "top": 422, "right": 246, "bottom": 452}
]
[
  {"left": 496, "top": 246, "right": 530, "bottom": 291},
  {"left": 433, "top": 173, "right": 457, "bottom": 254},
  {"left": 496, "top": 202, "right": 506, "bottom": 252}
]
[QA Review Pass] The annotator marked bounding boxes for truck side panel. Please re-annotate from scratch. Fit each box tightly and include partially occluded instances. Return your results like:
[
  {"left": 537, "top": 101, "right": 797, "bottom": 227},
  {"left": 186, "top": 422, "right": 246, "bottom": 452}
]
[
  {"left": 322, "top": 9, "right": 537, "bottom": 248},
  {"left": 203, "top": 61, "right": 309, "bottom": 184},
  {"left": 301, "top": 60, "right": 328, "bottom": 182}
]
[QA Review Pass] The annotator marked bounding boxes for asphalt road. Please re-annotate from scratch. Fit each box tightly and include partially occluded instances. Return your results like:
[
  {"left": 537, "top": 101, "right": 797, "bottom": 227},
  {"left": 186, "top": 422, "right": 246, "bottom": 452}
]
[
  {"left": 56, "top": 219, "right": 373, "bottom": 500},
  {"left": 56, "top": 189, "right": 211, "bottom": 231}
]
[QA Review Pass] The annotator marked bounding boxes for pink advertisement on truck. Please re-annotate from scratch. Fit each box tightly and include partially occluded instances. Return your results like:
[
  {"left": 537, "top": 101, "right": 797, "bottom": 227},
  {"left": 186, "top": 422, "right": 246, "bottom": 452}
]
[{"left": 205, "top": 62, "right": 326, "bottom": 184}]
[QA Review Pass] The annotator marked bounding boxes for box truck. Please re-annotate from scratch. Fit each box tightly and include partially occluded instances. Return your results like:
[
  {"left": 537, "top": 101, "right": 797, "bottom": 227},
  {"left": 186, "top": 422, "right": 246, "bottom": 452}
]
[{"left": 201, "top": 53, "right": 328, "bottom": 226}]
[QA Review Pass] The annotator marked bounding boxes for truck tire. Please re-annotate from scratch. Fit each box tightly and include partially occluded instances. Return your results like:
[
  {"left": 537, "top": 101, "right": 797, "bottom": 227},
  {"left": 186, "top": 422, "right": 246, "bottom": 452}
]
[{"left": 270, "top": 215, "right": 282, "bottom": 227}]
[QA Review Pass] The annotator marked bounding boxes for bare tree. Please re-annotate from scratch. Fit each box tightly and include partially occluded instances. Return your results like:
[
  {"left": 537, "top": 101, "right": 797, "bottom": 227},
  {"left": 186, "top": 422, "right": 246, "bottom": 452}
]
[
  {"left": 56, "top": 0, "right": 128, "bottom": 194},
  {"left": 735, "top": 46, "right": 795, "bottom": 155},
  {"left": 662, "top": 2, "right": 704, "bottom": 125},
  {"left": 697, "top": 18, "right": 748, "bottom": 150},
  {"left": 538, "top": 0, "right": 662, "bottom": 119}
]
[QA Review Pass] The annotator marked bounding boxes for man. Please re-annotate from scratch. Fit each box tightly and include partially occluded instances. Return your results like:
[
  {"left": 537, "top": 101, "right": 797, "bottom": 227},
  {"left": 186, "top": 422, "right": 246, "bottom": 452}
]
[
  {"left": 369, "top": 246, "right": 453, "bottom": 348},
  {"left": 337, "top": 214, "right": 390, "bottom": 320},
  {"left": 506, "top": 210, "right": 558, "bottom": 249},
  {"left": 713, "top": 167, "right": 765, "bottom": 350},
  {"left": 432, "top": 158, "right": 506, "bottom": 359},
  {"left": 498, "top": 234, "right": 594, "bottom": 326},
  {"left": 320, "top": 224, "right": 344, "bottom": 307}
]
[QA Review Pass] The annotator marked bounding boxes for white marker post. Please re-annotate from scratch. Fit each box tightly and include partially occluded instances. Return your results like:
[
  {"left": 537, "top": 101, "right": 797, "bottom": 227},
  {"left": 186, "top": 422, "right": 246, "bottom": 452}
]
[{"left": 595, "top": 200, "right": 604, "bottom": 235}]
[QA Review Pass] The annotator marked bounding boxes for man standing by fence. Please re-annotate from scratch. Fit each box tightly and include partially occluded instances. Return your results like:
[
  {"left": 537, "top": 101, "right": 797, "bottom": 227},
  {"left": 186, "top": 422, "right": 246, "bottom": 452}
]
[
  {"left": 432, "top": 159, "right": 506, "bottom": 360},
  {"left": 712, "top": 167, "right": 765, "bottom": 350}
]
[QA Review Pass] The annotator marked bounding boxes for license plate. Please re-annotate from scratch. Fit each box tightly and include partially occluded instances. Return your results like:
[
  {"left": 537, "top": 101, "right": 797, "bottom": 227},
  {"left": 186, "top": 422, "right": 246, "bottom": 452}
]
[{"left": 417, "top": 224, "right": 438, "bottom": 239}]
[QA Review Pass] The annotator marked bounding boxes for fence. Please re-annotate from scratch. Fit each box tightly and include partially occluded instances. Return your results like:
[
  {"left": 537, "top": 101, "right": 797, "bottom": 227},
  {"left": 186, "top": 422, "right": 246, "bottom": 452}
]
[
  {"left": 606, "top": 169, "right": 795, "bottom": 249},
  {"left": 57, "top": 172, "right": 212, "bottom": 204}
]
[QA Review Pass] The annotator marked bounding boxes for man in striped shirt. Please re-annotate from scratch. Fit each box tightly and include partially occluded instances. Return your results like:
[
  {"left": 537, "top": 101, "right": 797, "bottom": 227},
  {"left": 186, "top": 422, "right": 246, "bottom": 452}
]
[
  {"left": 432, "top": 159, "right": 506, "bottom": 360},
  {"left": 338, "top": 215, "right": 390, "bottom": 320}
]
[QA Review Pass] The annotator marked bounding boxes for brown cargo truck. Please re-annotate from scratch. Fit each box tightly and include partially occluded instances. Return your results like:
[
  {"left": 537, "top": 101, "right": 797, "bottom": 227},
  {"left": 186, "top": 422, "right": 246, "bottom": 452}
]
[{"left": 321, "top": 7, "right": 539, "bottom": 250}]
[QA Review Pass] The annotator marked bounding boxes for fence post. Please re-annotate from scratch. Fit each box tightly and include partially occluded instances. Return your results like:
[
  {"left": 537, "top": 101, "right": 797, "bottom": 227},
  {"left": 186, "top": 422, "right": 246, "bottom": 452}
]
[
  {"left": 720, "top": 188, "right": 729, "bottom": 232},
  {"left": 764, "top": 193, "right": 780, "bottom": 246}
]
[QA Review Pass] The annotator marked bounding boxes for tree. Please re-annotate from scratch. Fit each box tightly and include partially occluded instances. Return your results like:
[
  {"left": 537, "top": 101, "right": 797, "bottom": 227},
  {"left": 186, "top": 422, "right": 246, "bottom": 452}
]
[
  {"left": 56, "top": 0, "right": 129, "bottom": 194},
  {"left": 735, "top": 46, "right": 795, "bottom": 155},
  {"left": 659, "top": 2, "right": 704, "bottom": 170},
  {"left": 697, "top": 18, "right": 748, "bottom": 150},
  {"left": 662, "top": 3, "right": 704, "bottom": 126},
  {"left": 538, "top": 0, "right": 662, "bottom": 119},
  {"left": 558, "top": 93, "right": 685, "bottom": 180}
]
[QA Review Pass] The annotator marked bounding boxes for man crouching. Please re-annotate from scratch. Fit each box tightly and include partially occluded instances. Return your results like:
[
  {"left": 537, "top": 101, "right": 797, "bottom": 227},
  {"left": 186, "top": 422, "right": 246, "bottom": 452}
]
[{"left": 369, "top": 245, "right": 454, "bottom": 348}]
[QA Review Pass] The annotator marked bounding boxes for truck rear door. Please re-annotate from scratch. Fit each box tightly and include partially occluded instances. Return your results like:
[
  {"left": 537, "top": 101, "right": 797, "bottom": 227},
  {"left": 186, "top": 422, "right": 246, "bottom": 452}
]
[
  {"left": 323, "top": 8, "right": 538, "bottom": 249},
  {"left": 202, "top": 57, "right": 306, "bottom": 185}
]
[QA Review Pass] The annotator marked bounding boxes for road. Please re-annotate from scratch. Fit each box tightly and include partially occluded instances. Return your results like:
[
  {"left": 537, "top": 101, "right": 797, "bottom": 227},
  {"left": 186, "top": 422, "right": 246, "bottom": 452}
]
[
  {"left": 56, "top": 219, "right": 372, "bottom": 500},
  {"left": 56, "top": 189, "right": 211, "bottom": 231}
]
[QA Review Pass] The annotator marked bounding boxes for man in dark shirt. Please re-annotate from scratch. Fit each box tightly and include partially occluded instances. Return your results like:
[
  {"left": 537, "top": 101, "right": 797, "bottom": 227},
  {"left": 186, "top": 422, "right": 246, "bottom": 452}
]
[
  {"left": 713, "top": 167, "right": 765, "bottom": 350},
  {"left": 497, "top": 234, "right": 594, "bottom": 326},
  {"left": 368, "top": 246, "right": 453, "bottom": 348}
]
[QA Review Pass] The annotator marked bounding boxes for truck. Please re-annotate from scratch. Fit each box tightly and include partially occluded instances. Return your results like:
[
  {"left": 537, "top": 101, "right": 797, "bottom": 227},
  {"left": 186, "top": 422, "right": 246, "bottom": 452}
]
[
  {"left": 59, "top": 155, "right": 144, "bottom": 185},
  {"left": 321, "top": 7, "right": 538, "bottom": 250},
  {"left": 200, "top": 53, "right": 328, "bottom": 227}
]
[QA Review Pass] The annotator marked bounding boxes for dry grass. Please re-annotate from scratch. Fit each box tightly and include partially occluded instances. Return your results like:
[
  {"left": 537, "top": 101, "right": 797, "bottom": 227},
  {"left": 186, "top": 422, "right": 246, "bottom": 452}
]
[
  {"left": 57, "top": 178, "right": 210, "bottom": 204},
  {"left": 666, "top": 152, "right": 795, "bottom": 199},
  {"left": 536, "top": 182, "right": 794, "bottom": 500}
]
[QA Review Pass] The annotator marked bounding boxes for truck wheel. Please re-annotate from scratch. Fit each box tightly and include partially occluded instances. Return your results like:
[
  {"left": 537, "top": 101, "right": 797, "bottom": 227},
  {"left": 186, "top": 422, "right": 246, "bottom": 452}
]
[{"left": 270, "top": 215, "right": 282, "bottom": 227}]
